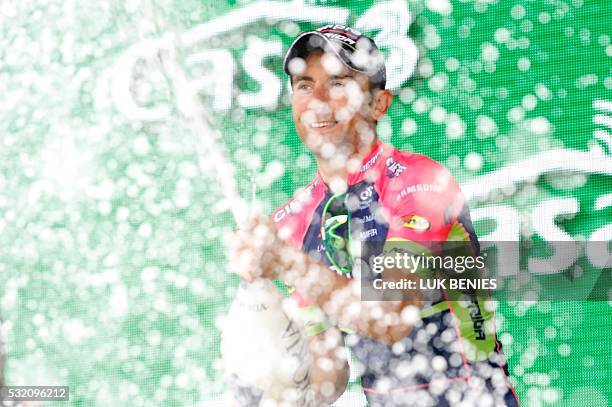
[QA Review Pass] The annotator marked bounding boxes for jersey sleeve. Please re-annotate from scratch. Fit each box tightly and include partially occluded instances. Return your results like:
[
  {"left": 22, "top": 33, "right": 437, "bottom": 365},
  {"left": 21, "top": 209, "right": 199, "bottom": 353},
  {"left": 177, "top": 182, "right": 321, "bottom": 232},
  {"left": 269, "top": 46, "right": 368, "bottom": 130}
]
[
  {"left": 382, "top": 155, "right": 500, "bottom": 361},
  {"left": 383, "top": 154, "right": 479, "bottom": 255}
]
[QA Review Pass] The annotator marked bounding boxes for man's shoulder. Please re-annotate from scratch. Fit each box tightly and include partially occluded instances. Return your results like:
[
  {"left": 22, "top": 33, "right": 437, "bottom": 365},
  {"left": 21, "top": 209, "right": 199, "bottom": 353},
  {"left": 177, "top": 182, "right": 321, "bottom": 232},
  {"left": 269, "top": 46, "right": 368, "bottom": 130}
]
[
  {"left": 379, "top": 143, "right": 456, "bottom": 184},
  {"left": 374, "top": 143, "right": 462, "bottom": 213},
  {"left": 271, "top": 177, "right": 323, "bottom": 225},
  {"left": 271, "top": 176, "right": 326, "bottom": 248},
  {"left": 386, "top": 144, "right": 450, "bottom": 173}
]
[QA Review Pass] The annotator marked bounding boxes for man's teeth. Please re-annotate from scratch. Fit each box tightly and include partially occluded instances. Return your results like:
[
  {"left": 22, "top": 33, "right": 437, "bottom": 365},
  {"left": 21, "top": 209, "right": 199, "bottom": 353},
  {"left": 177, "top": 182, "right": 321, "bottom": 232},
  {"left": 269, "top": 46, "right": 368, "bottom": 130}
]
[{"left": 311, "top": 121, "right": 337, "bottom": 128}]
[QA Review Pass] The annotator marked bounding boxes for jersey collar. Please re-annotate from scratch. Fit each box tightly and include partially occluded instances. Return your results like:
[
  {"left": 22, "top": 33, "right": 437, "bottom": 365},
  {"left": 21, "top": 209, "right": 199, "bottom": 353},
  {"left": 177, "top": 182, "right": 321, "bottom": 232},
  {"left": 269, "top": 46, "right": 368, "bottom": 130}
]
[{"left": 314, "top": 140, "right": 386, "bottom": 189}]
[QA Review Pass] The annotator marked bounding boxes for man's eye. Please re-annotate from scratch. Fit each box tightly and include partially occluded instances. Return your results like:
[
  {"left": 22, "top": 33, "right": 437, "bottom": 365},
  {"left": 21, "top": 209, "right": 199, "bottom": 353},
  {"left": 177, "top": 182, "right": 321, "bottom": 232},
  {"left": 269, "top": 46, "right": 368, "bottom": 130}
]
[
  {"left": 331, "top": 81, "right": 346, "bottom": 88},
  {"left": 297, "top": 83, "right": 312, "bottom": 91}
]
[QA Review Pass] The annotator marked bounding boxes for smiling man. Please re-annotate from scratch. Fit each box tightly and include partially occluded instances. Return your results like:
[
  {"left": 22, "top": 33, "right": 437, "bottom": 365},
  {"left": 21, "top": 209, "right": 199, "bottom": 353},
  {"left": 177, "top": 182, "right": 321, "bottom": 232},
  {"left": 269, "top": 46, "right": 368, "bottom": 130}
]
[{"left": 230, "top": 25, "right": 519, "bottom": 406}]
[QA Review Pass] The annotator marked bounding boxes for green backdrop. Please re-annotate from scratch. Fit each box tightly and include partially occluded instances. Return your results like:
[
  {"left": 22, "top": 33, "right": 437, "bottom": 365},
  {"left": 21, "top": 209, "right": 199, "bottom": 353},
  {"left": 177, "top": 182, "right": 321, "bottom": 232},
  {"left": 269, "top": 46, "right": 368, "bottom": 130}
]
[{"left": 0, "top": 0, "right": 610, "bottom": 406}]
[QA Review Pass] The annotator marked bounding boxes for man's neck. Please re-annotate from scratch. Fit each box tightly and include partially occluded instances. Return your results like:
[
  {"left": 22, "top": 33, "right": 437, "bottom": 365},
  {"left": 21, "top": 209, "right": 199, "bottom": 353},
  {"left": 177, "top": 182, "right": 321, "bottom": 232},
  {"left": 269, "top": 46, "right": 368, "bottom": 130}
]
[{"left": 315, "top": 137, "right": 379, "bottom": 187}]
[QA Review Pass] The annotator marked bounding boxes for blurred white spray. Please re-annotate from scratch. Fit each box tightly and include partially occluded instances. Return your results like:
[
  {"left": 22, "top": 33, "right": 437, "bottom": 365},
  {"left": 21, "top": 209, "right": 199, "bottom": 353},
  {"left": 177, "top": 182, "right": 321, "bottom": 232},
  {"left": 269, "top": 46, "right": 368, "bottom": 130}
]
[{"left": 154, "top": 27, "right": 314, "bottom": 407}]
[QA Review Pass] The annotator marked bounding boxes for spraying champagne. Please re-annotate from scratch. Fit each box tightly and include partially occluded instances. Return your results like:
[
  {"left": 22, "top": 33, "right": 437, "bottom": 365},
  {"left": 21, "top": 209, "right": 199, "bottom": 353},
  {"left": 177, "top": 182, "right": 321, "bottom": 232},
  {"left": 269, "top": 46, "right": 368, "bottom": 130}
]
[
  {"left": 157, "top": 36, "right": 313, "bottom": 406},
  {"left": 0, "top": 314, "right": 4, "bottom": 388}
]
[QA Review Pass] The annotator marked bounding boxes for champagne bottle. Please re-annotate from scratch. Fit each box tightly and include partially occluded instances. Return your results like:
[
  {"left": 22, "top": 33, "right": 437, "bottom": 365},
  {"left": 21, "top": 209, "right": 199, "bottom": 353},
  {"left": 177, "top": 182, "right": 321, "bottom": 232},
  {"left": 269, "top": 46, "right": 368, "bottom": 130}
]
[{"left": 221, "top": 279, "right": 314, "bottom": 406}]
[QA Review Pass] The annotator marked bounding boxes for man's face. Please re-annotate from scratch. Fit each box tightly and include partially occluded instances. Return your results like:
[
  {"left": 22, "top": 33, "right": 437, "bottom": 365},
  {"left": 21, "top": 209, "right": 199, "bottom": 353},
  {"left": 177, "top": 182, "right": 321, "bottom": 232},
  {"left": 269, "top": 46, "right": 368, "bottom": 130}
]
[{"left": 290, "top": 51, "right": 374, "bottom": 158}]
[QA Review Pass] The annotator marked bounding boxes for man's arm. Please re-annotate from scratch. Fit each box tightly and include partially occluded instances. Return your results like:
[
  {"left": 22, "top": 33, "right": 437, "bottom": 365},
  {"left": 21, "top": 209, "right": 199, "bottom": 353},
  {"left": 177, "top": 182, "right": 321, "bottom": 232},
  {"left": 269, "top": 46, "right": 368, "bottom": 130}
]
[
  {"left": 229, "top": 216, "right": 422, "bottom": 345},
  {"left": 278, "top": 249, "right": 421, "bottom": 346}
]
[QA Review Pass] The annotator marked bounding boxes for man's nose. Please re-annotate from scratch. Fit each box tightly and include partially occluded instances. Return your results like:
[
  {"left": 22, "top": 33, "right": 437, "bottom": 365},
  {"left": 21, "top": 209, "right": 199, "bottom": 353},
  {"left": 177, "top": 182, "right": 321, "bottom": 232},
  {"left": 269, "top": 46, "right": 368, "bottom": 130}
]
[
  {"left": 312, "top": 82, "right": 330, "bottom": 102},
  {"left": 307, "top": 85, "right": 332, "bottom": 116}
]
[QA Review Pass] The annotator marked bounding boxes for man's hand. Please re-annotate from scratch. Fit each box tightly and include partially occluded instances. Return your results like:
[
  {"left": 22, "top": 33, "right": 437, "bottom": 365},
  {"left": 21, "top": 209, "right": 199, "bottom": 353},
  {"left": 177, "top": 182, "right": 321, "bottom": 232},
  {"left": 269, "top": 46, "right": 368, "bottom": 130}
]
[
  {"left": 227, "top": 215, "right": 421, "bottom": 346},
  {"left": 308, "top": 327, "right": 349, "bottom": 405},
  {"left": 226, "top": 214, "right": 289, "bottom": 282}
]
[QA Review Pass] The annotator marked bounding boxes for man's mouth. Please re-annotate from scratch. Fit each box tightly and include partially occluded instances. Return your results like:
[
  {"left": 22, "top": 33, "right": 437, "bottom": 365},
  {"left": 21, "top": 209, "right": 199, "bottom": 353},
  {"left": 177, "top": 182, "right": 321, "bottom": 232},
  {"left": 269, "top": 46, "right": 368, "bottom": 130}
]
[{"left": 310, "top": 121, "right": 338, "bottom": 129}]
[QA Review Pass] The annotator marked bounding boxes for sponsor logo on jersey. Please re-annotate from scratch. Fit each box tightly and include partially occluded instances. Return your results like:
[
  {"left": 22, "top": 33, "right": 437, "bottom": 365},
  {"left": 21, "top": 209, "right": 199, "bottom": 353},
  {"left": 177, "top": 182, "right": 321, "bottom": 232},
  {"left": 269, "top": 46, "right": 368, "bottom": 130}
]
[
  {"left": 274, "top": 180, "right": 319, "bottom": 222},
  {"left": 350, "top": 184, "right": 375, "bottom": 210},
  {"left": 353, "top": 213, "right": 374, "bottom": 224},
  {"left": 359, "top": 185, "right": 374, "bottom": 201},
  {"left": 385, "top": 157, "right": 406, "bottom": 178},
  {"left": 360, "top": 149, "right": 382, "bottom": 173},
  {"left": 360, "top": 228, "right": 378, "bottom": 239},
  {"left": 400, "top": 215, "right": 430, "bottom": 231},
  {"left": 467, "top": 299, "right": 486, "bottom": 340},
  {"left": 395, "top": 183, "right": 442, "bottom": 201}
]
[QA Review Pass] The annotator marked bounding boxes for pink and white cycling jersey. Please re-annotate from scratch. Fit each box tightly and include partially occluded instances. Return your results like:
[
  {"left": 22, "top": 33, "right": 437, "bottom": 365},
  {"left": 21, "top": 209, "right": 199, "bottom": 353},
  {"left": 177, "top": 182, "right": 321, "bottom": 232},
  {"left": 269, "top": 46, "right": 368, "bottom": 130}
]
[
  {"left": 273, "top": 140, "right": 475, "bottom": 254},
  {"left": 272, "top": 140, "right": 519, "bottom": 406}
]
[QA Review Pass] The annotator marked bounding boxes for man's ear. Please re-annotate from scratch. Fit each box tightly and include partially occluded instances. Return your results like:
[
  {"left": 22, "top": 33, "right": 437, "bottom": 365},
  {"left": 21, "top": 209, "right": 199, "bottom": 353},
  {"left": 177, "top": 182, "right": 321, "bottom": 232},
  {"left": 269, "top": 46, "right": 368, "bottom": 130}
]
[{"left": 371, "top": 89, "right": 393, "bottom": 121}]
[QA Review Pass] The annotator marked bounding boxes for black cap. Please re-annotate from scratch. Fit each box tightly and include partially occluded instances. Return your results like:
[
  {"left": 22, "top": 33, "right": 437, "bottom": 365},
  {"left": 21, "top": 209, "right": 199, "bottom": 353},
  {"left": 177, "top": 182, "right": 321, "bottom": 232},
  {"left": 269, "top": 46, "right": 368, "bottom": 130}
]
[{"left": 283, "top": 24, "right": 386, "bottom": 90}]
